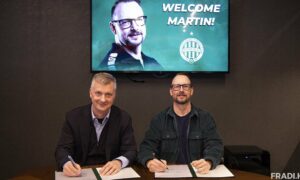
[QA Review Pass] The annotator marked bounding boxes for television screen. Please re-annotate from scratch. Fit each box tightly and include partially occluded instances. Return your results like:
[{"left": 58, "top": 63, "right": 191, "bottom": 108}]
[{"left": 91, "top": 0, "right": 229, "bottom": 73}]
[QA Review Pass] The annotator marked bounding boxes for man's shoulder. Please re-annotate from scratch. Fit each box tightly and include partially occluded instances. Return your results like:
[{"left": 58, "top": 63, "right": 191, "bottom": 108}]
[
  {"left": 99, "top": 43, "right": 123, "bottom": 67},
  {"left": 152, "top": 107, "right": 172, "bottom": 120},
  {"left": 100, "top": 44, "right": 138, "bottom": 70},
  {"left": 192, "top": 105, "right": 209, "bottom": 113},
  {"left": 67, "top": 104, "right": 90, "bottom": 114},
  {"left": 110, "top": 105, "right": 131, "bottom": 120},
  {"left": 111, "top": 105, "right": 125, "bottom": 113},
  {"left": 191, "top": 105, "right": 216, "bottom": 124},
  {"left": 142, "top": 53, "right": 159, "bottom": 64},
  {"left": 142, "top": 52, "right": 163, "bottom": 70},
  {"left": 64, "top": 104, "right": 91, "bottom": 126}
]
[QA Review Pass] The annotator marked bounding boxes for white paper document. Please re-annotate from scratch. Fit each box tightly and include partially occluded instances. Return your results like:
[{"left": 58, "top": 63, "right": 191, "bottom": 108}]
[
  {"left": 155, "top": 164, "right": 234, "bottom": 178},
  {"left": 96, "top": 167, "right": 140, "bottom": 180},
  {"left": 194, "top": 164, "right": 234, "bottom": 178},
  {"left": 55, "top": 169, "right": 96, "bottom": 180},
  {"left": 155, "top": 164, "right": 193, "bottom": 178},
  {"left": 55, "top": 167, "right": 140, "bottom": 180}
]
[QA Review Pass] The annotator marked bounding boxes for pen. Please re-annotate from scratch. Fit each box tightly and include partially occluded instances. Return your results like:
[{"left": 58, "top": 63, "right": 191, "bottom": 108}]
[
  {"left": 152, "top": 153, "right": 168, "bottom": 169},
  {"left": 68, "top": 155, "right": 77, "bottom": 169}
]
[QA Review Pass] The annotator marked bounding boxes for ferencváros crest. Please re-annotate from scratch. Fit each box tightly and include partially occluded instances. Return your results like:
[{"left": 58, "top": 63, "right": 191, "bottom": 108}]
[{"left": 179, "top": 38, "right": 204, "bottom": 64}]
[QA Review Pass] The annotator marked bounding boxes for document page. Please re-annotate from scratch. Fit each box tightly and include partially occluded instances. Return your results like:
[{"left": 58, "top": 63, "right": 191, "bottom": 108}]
[
  {"left": 55, "top": 169, "right": 96, "bottom": 180},
  {"left": 193, "top": 164, "right": 234, "bottom": 178},
  {"left": 96, "top": 167, "right": 140, "bottom": 179},
  {"left": 155, "top": 164, "right": 193, "bottom": 178}
]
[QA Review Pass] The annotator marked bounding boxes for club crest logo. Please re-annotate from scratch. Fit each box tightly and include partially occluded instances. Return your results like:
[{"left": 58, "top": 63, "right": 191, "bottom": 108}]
[{"left": 179, "top": 38, "right": 204, "bottom": 64}]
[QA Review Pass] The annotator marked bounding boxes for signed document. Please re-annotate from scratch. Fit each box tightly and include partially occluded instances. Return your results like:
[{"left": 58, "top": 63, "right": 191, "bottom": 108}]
[
  {"left": 155, "top": 165, "right": 193, "bottom": 178},
  {"left": 55, "top": 167, "right": 140, "bottom": 180},
  {"left": 55, "top": 169, "right": 96, "bottom": 180},
  {"left": 155, "top": 164, "right": 234, "bottom": 178}
]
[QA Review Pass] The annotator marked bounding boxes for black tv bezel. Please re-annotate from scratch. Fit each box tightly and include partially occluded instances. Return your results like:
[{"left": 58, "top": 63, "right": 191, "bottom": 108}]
[{"left": 90, "top": 0, "right": 230, "bottom": 74}]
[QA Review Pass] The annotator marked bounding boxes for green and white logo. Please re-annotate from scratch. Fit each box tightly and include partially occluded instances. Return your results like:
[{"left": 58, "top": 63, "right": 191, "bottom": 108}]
[{"left": 179, "top": 38, "right": 204, "bottom": 64}]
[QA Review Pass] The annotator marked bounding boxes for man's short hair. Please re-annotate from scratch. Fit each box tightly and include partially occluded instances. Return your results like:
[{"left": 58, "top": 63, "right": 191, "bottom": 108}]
[
  {"left": 111, "top": 0, "right": 141, "bottom": 17},
  {"left": 91, "top": 72, "right": 117, "bottom": 90}
]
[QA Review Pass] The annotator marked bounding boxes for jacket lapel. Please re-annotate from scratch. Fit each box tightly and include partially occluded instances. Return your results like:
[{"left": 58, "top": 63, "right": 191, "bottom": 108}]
[
  {"left": 105, "top": 106, "right": 120, "bottom": 161},
  {"left": 80, "top": 104, "right": 93, "bottom": 163}
]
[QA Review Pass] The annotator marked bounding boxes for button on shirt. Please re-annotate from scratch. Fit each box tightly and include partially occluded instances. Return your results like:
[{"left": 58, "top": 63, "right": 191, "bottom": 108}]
[
  {"left": 91, "top": 108, "right": 129, "bottom": 168},
  {"left": 91, "top": 109, "right": 110, "bottom": 142}
]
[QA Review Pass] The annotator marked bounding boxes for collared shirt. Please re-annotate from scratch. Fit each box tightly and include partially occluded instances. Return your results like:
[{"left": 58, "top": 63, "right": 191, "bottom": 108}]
[
  {"left": 91, "top": 106, "right": 129, "bottom": 168},
  {"left": 91, "top": 108, "right": 110, "bottom": 142}
]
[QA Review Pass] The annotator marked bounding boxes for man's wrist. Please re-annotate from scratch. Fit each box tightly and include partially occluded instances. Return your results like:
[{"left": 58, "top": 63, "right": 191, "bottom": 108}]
[
  {"left": 145, "top": 158, "right": 153, "bottom": 168},
  {"left": 115, "top": 156, "right": 129, "bottom": 168},
  {"left": 205, "top": 159, "right": 213, "bottom": 169},
  {"left": 114, "top": 159, "right": 123, "bottom": 166}
]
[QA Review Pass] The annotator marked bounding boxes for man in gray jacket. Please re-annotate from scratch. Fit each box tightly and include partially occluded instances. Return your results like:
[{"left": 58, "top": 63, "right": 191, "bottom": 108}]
[{"left": 138, "top": 73, "right": 223, "bottom": 174}]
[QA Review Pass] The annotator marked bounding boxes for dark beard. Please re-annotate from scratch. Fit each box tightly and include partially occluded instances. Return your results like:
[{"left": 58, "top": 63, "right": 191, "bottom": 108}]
[{"left": 174, "top": 96, "right": 190, "bottom": 105}]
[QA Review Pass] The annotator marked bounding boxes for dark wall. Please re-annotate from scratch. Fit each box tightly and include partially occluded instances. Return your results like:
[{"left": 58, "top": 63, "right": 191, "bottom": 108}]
[{"left": 0, "top": 0, "right": 299, "bottom": 178}]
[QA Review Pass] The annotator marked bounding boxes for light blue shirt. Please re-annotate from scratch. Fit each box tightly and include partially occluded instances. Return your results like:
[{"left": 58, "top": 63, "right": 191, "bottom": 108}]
[{"left": 91, "top": 107, "right": 129, "bottom": 168}]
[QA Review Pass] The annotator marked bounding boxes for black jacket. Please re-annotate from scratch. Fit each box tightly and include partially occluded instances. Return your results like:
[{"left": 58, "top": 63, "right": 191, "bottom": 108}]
[
  {"left": 99, "top": 43, "right": 162, "bottom": 71},
  {"left": 138, "top": 105, "right": 223, "bottom": 169},
  {"left": 55, "top": 104, "right": 137, "bottom": 170}
]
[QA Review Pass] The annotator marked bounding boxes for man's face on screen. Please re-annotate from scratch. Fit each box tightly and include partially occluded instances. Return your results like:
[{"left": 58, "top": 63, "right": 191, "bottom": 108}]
[{"left": 110, "top": 1, "right": 146, "bottom": 49}]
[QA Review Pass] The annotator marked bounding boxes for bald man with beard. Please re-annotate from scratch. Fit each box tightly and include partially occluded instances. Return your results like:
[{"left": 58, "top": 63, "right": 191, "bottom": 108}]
[
  {"left": 99, "top": 0, "right": 162, "bottom": 71},
  {"left": 138, "top": 73, "right": 223, "bottom": 174}
]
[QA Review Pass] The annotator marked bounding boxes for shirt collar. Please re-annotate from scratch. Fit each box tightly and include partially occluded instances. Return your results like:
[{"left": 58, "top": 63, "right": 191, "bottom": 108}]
[
  {"left": 91, "top": 106, "right": 111, "bottom": 124},
  {"left": 167, "top": 104, "right": 198, "bottom": 118}
]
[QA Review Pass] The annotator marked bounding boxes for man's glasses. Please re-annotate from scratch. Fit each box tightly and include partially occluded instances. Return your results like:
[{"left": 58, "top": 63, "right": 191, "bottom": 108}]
[
  {"left": 111, "top": 16, "right": 147, "bottom": 29},
  {"left": 171, "top": 84, "right": 192, "bottom": 91}
]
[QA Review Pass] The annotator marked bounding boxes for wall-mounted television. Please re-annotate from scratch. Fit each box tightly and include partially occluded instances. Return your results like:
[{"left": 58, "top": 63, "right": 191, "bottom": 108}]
[{"left": 91, "top": 0, "right": 229, "bottom": 73}]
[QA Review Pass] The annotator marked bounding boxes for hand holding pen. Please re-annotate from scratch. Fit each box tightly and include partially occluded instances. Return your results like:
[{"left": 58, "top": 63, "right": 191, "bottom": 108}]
[
  {"left": 146, "top": 153, "right": 168, "bottom": 173},
  {"left": 62, "top": 155, "right": 82, "bottom": 177}
]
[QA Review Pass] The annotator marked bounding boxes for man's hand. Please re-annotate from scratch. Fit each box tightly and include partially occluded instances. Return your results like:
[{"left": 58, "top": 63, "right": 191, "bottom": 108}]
[
  {"left": 146, "top": 159, "right": 168, "bottom": 173},
  {"left": 191, "top": 159, "right": 212, "bottom": 174},
  {"left": 100, "top": 160, "right": 122, "bottom": 176},
  {"left": 63, "top": 161, "right": 82, "bottom": 177}
]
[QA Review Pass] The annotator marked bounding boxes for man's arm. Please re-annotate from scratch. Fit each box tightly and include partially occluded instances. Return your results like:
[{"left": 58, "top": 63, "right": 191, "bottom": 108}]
[
  {"left": 201, "top": 113, "right": 224, "bottom": 169},
  {"left": 55, "top": 115, "right": 76, "bottom": 171},
  {"left": 137, "top": 115, "right": 162, "bottom": 167},
  {"left": 100, "top": 112, "right": 137, "bottom": 176},
  {"left": 118, "top": 114, "right": 137, "bottom": 165}
]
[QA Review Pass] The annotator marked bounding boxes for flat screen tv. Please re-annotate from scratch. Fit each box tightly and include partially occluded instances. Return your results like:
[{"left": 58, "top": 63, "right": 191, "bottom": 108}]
[{"left": 91, "top": 0, "right": 229, "bottom": 73}]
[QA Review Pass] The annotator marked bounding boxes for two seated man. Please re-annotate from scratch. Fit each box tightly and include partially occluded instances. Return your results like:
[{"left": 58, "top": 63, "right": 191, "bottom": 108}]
[{"left": 55, "top": 72, "right": 223, "bottom": 176}]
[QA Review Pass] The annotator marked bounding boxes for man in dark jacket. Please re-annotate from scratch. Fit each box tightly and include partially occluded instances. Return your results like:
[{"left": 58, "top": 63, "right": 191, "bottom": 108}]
[
  {"left": 55, "top": 73, "right": 137, "bottom": 177},
  {"left": 138, "top": 73, "right": 223, "bottom": 174}
]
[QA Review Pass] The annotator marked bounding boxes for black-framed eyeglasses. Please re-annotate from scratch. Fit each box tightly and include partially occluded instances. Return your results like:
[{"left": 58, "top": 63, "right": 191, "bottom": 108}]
[
  {"left": 171, "top": 84, "right": 192, "bottom": 91},
  {"left": 111, "top": 16, "right": 147, "bottom": 29}
]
